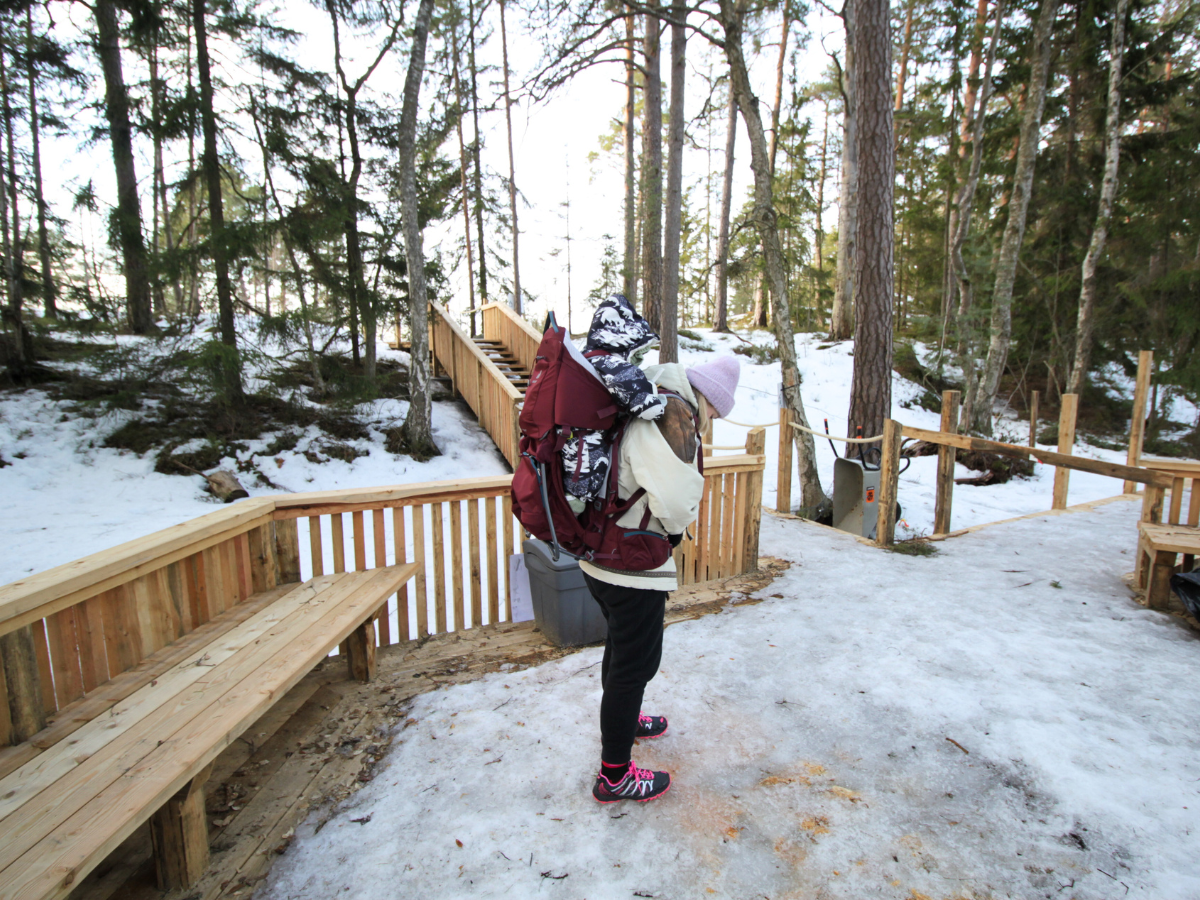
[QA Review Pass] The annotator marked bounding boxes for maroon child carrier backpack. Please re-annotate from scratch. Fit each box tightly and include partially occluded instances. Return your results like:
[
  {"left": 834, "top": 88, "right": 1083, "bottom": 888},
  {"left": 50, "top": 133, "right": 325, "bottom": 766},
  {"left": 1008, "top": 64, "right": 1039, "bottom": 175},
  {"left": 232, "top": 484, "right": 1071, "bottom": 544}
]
[{"left": 509, "top": 313, "right": 698, "bottom": 569}]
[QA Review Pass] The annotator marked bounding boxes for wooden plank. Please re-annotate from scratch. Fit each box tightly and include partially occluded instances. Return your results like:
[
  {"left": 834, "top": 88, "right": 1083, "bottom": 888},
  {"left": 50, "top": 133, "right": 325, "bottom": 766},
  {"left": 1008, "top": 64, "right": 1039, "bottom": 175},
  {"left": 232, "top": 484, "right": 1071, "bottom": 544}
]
[
  {"left": 733, "top": 472, "right": 748, "bottom": 574},
  {"left": 308, "top": 516, "right": 324, "bottom": 578},
  {"left": 697, "top": 477, "right": 711, "bottom": 582},
  {"left": 0, "top": 566, "right": 418, "bottom": 900},
  {"left": 78, "top": 596, "right": 109, "bottom": 693},
  {"left": 450, "top": 502, "right": 465, "bottom": 631},
  {"left": 0, "top": 499, "right": 276, "bottom": 638},
  {"left": 720, "top": 473, "right": 736, "bottom": 579},
  {"left": 776, "top": 408, "right": 793, "bottom": 513},
  {"left": 1052, "top": 393, "right": 1079, "bottom": 510},
  {"left": 100, "top": 586, "right": 141, "bottom": 678},
  {"left": 1166, "top": 476, "right": 1184, "bottom": 525},
  {"left": 934, "top": 390, "right": 961, "bottom": 535},
  {"left": 275, "top": 483, "right": 513, "bottom": 521},
  {"left": 392, "top": 507, "right": 410, "bottom": 643},
  {"left": 468, "top": 499, "right": 482, "bottom": 628},
  {"left": 352, "top": 510, "right": 367, "bottom": 571},
  {"left": 30, "top": 620, "right": 55, "bottom": 716},
  {"left": 373, "top": 509, "right": 391, "bottom": 645},
  {"left": 899, "top": 424, "right": 1173, "bottom": 488},
  {"left": 149, "top": 762, "right": 212, "bottom": 890},
  {"left": 1125, "top": 349, "right": 1153, "bottom": 492},
  {"left": 1189, "top": 477, "right": 1200, "bottom": 527},
  {"left": 247, "top": 524, "right": 277, "bottom": 595},
  {"left": 274, "top": 518, "right": 302, "bottom": 585},
  {"left": 0, "top": 587, "right": 287, "bottom": 782},
  {"left": 875, "top": 418, "right": 903, "bottom": 547},
  {"left": 502, "top": 494, "right": 514, "bottom": 621},
  {"left": 331, "top": 514, "right": 346, "bottom": 574},
  {"left": 1137, "top": 523, "right": 1200, "bottom": 555},
  {"left": 413, "top": 505, "right": 429, "bottom": 636},
  {"left": 1028, "top": 390, "right": 1039, "bottom": 447},
  {"left": 0, "top": 664, "right": 11, "bottom": 748},
  {"left": 188, "top": 552, "right": 211, "bottom": 627},
  {"left": 485, "top": 498, "right": 499, "bottom": 624},
  {"left": 0, "top": 626, "right": 46, "bottom": 743},
  {"left": 432, "top": 503, "right": 447, "bottom": 633},
  {"left": 45, "top": 607, "right": 84, "bottom": 711}
]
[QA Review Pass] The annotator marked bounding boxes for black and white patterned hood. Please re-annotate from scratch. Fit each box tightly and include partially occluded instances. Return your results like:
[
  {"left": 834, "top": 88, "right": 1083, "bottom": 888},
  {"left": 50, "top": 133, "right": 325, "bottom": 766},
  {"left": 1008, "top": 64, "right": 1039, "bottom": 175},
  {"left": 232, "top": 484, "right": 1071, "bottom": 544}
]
[{"left": 583, "top": 294, "right": 659, "bottom": 359}]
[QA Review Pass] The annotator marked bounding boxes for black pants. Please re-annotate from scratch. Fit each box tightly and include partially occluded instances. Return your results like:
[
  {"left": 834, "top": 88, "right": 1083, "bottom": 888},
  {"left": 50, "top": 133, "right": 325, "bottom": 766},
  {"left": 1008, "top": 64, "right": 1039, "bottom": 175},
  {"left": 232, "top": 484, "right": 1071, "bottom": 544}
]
[{"left": 583, "top": 572, "right": 667, "bottom": 765}]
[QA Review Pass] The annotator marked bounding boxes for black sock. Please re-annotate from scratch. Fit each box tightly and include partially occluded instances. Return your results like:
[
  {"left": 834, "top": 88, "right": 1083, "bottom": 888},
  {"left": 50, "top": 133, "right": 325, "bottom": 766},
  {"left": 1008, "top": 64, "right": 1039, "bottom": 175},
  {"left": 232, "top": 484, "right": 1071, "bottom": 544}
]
[{"left": 600, "top": 760, "right": 632, "bottom": 783}]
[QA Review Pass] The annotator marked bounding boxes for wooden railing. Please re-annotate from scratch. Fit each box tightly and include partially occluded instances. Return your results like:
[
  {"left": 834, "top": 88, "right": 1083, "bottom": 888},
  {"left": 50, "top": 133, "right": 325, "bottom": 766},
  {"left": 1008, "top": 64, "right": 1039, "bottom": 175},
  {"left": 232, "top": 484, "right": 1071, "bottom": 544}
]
[
  {"left": 0, "top": 499, "right": 298, "bottom": 747},
  {"left": 430, "top": 303, "right": 523, "bottom": 467},
  {"left": 274, "top": 476, "right": 518, "bottom": 644},
  {"left": 0, "top": 454, "right": 767, "bottom": 748},
  {"left": 868, "top": 404, "right": 1176, "bottom": 546},
  {"left": 481, "top": 302, "right": 541, "bottom": 375}
]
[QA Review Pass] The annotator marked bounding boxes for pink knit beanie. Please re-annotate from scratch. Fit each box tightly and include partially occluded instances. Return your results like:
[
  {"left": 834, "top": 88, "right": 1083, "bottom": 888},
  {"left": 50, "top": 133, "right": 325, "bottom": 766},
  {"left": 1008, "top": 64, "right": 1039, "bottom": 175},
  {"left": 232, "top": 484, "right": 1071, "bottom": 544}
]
[{"left": 686, "top": 356, "right": 740, "bottom": 418}]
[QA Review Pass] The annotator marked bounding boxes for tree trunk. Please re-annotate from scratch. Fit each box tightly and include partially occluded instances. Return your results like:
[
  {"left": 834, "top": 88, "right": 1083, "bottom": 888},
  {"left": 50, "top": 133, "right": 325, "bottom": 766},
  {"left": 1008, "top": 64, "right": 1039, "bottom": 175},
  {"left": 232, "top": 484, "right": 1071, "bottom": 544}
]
[
  {"left": 1067, "top": 0, "right": 1128, "bottom": 395},
  {"left": 829, "top": 0, "right": 857, "bottom": 341},
  {"left": 399, "top": 0, "right": 440, "bottom": 459},
  {"left": 468, "top": 0, "right": 489, "bottom": 309},
  {"left": 949, "top": 0, "right": 1003, "bottom": 422},
  {"left": 749, "top": 11, "right": 791, "bottom": 330},
  {"left": 815, "top": 100, "right": 828, "bottom": 275},
  {"left": 846, "top": 0, "right": 894, "bottom": 449},
  {"left": 0, "top": 24, "right": 28, "bottom": 375},
  {"left": 970, "top": 0, "right": 1060, "bottom": 435},
  {"left": 623, "top": 12, "right": 638, "bottom": 304},
  {"left": 26, "top": 10, "right": 54, "bottom": 320},
  {"left": 500, "top": 0, "right": 522, "bottom": 314},
  {"left": 640, "top": 6, "right": 663, "bottom": 329},
  {"left": 250, "top": 93, "right": 327, "bottom": 396},
  {"left": 712, "top": 89, "right": 736, "bottom": 333},
  {"left": 193, "top": 0, "right": 242, "bottom": 398},
  {"left": 894, "top": 0, "right": 915, "bottom": 113},
  {"left": 720, "top": 0, "right": 827, "bottom": 513},
  {"left": 95, "top": 0, "right": 154, "bottom": 334},
  {"left": 452, "top": 20, "right": 478, "bottom": 337},
  {"left": 659, "top": 3, "right": 686, "bottom": 363}
]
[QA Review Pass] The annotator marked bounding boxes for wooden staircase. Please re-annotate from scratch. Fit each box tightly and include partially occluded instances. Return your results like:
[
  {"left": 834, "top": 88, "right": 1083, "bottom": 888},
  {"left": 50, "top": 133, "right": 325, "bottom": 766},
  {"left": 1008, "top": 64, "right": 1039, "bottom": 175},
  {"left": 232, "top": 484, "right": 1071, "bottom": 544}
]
[{"left": 471, "top": 338, "right": 531, "bottom": 393}]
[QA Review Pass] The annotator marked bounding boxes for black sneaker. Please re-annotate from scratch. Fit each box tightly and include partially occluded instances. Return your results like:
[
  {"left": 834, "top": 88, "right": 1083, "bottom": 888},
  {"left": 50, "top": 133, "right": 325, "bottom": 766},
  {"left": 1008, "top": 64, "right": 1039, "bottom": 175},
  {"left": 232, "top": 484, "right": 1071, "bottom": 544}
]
[
  {"left": 593, "top": 762, "right": 671, "bottom": 803},
  {"left": 636, "top": 712, "right": 668, "bottom": 739}
]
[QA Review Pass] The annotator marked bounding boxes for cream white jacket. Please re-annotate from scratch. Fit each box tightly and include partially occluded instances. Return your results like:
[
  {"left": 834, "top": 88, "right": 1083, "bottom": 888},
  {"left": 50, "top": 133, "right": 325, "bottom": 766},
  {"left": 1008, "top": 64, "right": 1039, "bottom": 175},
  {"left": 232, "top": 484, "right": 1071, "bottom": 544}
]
[{"left": 578, "top": 363, "right": 705, "bottom": 591}]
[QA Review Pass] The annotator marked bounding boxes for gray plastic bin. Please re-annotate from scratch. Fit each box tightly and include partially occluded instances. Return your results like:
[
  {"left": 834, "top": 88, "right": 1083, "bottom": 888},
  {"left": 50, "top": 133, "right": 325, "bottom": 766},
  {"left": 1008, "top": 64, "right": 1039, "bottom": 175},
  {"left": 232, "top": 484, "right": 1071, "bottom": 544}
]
[{"left": 522, "top": 540, "right": 608, "bottom": 647}]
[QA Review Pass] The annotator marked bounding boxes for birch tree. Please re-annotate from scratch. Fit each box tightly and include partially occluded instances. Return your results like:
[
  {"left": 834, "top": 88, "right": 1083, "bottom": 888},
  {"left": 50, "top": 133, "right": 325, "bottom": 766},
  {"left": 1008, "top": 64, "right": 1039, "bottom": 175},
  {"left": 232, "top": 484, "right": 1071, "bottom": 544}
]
[
  {"left": 399, "top": 0, "right": 440, "bottom": 458},
  {"left": 969, "top": 0, "right": 1062, "bottom": 434},
  {"left": 1067, "top": 0, "right": 1129, "bottom": 395}
]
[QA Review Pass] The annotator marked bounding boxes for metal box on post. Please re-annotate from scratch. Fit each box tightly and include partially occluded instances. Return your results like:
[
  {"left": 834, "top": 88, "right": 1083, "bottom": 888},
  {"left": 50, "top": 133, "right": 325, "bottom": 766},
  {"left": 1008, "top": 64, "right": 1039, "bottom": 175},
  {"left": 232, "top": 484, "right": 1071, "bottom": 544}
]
[{"left": 831, "top": 457, "right": 883, "bottom": 540}]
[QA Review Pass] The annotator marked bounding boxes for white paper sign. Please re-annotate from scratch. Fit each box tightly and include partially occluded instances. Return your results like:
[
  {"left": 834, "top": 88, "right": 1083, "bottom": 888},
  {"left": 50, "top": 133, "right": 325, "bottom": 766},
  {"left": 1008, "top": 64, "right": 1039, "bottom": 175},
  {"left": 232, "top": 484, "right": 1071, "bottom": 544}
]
[{"left": 508, "top": 553, "right": 535, "bottom": 623}]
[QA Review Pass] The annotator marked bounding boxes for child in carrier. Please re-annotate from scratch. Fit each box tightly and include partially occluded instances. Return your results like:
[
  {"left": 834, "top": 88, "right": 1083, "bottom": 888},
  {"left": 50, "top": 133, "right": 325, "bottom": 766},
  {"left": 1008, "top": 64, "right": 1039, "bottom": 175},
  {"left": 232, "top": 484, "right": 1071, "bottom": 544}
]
[{"left": 562, "top": 294, "right": 668, "bottom": 514}]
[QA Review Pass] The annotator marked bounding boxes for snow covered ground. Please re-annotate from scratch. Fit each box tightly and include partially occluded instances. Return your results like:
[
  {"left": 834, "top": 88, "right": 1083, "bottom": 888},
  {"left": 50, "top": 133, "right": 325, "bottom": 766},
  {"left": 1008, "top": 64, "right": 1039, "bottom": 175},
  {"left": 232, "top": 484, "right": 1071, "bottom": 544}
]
[{"left": 258, "top": 498, "right": 1200, "bottom": 900}]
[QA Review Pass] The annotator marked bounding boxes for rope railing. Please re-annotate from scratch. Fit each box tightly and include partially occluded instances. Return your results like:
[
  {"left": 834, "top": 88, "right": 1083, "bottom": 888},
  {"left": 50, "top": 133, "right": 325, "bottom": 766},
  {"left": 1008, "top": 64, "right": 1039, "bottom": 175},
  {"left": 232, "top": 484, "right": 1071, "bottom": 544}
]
[{"left": 717, "top": 416, "right": 885, "bottom": 444}]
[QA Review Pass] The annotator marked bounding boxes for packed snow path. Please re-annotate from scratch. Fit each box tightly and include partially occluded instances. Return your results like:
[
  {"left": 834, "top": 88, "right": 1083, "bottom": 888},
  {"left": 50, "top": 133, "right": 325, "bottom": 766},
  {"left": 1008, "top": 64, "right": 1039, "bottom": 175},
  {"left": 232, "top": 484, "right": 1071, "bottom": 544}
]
[{"left": 260, "top": 498, "right": 1199, "bottom": 900}]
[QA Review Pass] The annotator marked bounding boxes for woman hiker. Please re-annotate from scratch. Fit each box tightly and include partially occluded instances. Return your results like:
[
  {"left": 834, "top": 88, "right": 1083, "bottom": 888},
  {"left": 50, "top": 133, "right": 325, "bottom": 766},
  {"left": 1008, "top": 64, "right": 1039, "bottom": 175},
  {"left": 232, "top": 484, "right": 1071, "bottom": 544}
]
[{"left": 584, "top": 353, "right": 741, "bottom": 803}]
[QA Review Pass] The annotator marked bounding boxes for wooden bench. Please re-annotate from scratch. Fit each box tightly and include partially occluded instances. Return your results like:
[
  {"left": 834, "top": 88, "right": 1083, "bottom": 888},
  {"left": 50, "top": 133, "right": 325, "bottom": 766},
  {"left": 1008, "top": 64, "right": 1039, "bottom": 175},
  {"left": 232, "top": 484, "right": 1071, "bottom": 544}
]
[
  {"left": 1136, "top": 459, "right": 1199, "bottom": 608},
  {"left": 0, "top": 500, "right": 417, "bottom": 900}
]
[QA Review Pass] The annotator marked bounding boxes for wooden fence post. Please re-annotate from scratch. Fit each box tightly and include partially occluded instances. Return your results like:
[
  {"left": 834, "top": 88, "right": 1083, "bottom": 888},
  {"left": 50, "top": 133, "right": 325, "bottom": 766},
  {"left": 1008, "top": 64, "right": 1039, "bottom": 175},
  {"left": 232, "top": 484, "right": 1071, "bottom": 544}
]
[
  {"left": 1125, "top": 350, "right": 1153, "bottom": 493},
  {"left": 1052, "top": 393, "right": 1079, "bottom": 510},
  {"left": 273, "top": 518, "right": 302, "bottom": 584},
  {"left": 875, "top": 419, "right": 903, "bottom": 547},
  {"left": 702, "top": 419, "right": 713, "bottom": 457},
  {"left": 934, "top": 390, "right": 960, "bottom": 535},
  {"left": 776, "top": 406, "right": 793, "bottom": 513},
  {"left": 743, "top": 428, "right": 767, "bottom": 572},
  {"left": 0, "top": 626, "right": 46, "bottom": 743},
  {"left": 1028, "top": 390, "right": 1039, "bottom": 447}
]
